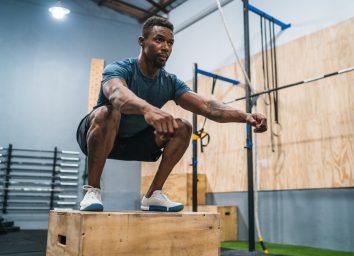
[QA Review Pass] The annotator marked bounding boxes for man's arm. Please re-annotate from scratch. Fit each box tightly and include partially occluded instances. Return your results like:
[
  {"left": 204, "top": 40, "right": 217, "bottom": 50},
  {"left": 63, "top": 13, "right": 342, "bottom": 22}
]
[
  {"left": 177, "top": 91, "right": 267, "bottom": 133},
  {"left": 103, "top": 78, "right": 178, "bottom": 133}
]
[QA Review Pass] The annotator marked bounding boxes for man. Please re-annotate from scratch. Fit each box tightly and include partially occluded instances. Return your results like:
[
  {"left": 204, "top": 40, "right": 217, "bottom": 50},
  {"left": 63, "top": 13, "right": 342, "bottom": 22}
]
[{"left": 76, "top": 16, "right": 267, "bottom": 212}]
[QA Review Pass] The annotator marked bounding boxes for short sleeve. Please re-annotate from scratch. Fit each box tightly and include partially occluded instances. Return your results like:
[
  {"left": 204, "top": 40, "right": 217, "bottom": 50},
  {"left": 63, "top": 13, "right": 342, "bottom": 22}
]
[
  {"left": 173, "top": 77, "right": 191, "bottom": 103},
  {"left": 101, "top": 60, "right": 132, "bottom": 86}
]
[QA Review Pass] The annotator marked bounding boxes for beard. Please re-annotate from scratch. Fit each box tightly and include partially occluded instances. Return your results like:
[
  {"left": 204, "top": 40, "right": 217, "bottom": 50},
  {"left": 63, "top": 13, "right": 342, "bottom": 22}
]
[{"left": 153, "top": 58, "right": 166, "bottom": 68}]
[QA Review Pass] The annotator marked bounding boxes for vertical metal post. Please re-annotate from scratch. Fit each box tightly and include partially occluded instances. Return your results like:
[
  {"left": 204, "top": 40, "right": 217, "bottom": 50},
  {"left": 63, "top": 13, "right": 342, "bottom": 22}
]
[
  {"left": 243, "top": 0, "right": 256, "bottom": 251},
  {"left": 2, "top": 144, "right": 12, "bottom": 214},
  {"left": 50, "top": 147, "right": 58, "bottom": 210},
  {"left": 192, "top": 63, "right": 198, "bottom": 212}
]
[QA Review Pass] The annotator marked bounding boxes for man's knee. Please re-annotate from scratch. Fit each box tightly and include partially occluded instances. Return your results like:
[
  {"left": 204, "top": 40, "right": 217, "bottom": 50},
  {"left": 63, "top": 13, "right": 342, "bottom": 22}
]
[
  {"left": 90, "top": 106, "right": 121, "bottom": 131},
  {"left": 175, "top": 118, "right": 192, "bottom": 137}
]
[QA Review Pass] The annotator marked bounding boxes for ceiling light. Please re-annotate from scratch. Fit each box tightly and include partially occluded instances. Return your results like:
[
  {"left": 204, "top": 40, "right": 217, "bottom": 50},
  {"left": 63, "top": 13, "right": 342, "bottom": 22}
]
[{"left": 49, "top": 1, "right": 70, "bottom": 20}]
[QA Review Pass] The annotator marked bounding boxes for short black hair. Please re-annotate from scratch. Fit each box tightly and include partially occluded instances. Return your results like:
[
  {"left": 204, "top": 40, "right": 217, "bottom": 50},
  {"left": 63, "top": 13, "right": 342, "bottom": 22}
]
[{"left": 142, "top": 16, "right": 174, "bottom": 38}]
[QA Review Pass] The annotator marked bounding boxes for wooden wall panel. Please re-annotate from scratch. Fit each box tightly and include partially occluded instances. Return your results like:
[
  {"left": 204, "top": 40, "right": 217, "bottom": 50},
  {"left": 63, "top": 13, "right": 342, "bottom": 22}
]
[
  {"left": 141, "top": 18, "right": 354, "bottom": 192},
  {"left": 88, "top": 59, "right": 105, "bottom": 111}
]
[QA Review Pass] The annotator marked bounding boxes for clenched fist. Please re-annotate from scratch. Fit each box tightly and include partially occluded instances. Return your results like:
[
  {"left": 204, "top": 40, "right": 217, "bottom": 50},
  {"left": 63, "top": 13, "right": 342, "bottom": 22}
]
[{"left": 246, "top": 113, "right": 267, "bottom": 133}]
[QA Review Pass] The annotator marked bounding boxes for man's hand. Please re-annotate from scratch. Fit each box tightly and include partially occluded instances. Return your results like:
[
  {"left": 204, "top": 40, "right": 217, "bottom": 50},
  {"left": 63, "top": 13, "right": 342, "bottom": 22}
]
[
  {"left": 246, "top": 113, "right": 267, "bottom": 133},
  {"left": 144, "top": 106, "right": 179, "bottom": 135}
]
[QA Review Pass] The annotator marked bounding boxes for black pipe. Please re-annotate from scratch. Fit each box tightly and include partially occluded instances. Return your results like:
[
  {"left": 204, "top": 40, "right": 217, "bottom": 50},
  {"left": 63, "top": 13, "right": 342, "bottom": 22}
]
[
  {"left": 192, "top": 63, "right": 198, "bottom": 212},
  {"left": 243, "top": 0, "right": 255, "bottom": 251},
  {"left": 0, "top": 147, "right": 79, "bottom": 155},
  {"left": 49, "top": 147, "right": 58, "bottom": 210},
  {"left": 2, "top": 144, "right": 12, "bottom": 214},
  {"left": 0, "top": 155, "right": 79, "bottom": 161},
  {"left": 224, "top": 68, "right": 351, "bottom": 104},
  {"left": 272, "top": 22, "right": 279, "bottom": 123},
  {"left": 260, "top": 17, "right": 267, "bottom": 92}
]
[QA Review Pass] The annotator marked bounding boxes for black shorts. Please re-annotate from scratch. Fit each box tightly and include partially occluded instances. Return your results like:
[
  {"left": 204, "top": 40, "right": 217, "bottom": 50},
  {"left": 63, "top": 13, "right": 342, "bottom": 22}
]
[{"left": 76, "top": 113, "right": 163, "bottom": 162}]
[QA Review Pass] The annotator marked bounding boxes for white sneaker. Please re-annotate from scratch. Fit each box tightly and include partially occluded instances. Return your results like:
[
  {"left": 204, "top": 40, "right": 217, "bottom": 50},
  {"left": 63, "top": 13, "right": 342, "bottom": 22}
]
[
  {"left": 141, "top": 190, "right": 184, "bottom": 212},
  {"left": 79, "top": 185, "right": 103, "bottom": 211}
]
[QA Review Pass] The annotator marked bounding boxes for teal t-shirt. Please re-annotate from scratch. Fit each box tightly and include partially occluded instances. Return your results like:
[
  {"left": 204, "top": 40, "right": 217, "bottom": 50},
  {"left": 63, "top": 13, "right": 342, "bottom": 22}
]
[{"left": 94, "top": 58, "right": 191, "bottom": 137}]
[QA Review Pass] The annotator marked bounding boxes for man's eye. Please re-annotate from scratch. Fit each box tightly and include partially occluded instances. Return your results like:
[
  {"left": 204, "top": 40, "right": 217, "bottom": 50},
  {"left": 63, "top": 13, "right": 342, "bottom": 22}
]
[{"left": 156, "top": 38, "right": 162, "bottom": 42}]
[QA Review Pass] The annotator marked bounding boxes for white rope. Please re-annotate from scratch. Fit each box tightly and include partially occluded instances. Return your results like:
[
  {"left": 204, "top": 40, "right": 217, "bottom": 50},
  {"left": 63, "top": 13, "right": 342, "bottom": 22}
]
[
  {"left": 252, "top": 54, "right": 263, "bottom": 241},
  {"left": 215, "top": 0, "right": 253, "bottom": 88},
  {"left": 215, "top": 0, "right": 266, "bottom": 245}
]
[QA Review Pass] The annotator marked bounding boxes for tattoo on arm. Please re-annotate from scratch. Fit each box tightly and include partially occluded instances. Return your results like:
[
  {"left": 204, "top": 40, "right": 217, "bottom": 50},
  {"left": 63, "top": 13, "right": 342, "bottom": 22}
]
[{"left": 205, "top": 99, "right": 246, "bottom": 123}]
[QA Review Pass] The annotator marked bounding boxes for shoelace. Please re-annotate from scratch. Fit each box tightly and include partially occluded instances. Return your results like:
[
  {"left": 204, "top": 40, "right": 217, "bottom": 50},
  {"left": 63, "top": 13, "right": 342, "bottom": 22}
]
[
  {"left": 83, "top": 185, "right": 101, "bottom": 200},
  {"left": 154, "top": 190, "right": 171, "bottom": 203}
]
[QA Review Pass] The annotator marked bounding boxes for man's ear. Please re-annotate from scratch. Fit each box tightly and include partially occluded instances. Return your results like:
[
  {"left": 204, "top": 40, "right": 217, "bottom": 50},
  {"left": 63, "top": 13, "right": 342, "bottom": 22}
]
[{"left": 138, "top": 36, "right": 144, "bottom": 47}]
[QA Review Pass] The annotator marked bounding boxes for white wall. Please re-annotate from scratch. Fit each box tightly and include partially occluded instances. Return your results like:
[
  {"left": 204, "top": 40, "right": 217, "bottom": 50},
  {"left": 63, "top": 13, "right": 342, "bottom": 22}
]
[{"left": 0, "top": 0, "right": 142, "bottom": 228}]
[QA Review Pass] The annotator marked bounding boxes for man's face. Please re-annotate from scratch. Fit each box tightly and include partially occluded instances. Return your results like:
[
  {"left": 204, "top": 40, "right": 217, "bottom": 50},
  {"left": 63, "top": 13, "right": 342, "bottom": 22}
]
[{"left": 140, "top": 26, "right": 174, "bottom": 68}]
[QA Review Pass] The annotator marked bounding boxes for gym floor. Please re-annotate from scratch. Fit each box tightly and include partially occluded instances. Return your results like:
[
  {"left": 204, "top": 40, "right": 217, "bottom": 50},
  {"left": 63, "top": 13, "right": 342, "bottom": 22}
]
[{"left": 0, "top": 230, "right": 274, "bottom": 256}]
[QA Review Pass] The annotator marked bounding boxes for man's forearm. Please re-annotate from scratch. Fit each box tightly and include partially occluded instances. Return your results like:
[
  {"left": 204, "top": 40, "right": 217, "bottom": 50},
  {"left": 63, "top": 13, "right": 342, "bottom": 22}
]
[{"left": 204, "top": 99, "right": 248, "bottom": 123}]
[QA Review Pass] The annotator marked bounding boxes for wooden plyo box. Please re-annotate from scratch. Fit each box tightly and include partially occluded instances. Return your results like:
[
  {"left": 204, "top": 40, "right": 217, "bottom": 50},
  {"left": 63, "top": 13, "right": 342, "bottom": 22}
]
[
  {"left": 141, "top": 173, "right": 206, "bottom": 205},
  {"left": 184, "top": 205, "right": 237, "bottom": 241},
  {"left": 47, "top": 210, "right": 220, "bottom": 256}
]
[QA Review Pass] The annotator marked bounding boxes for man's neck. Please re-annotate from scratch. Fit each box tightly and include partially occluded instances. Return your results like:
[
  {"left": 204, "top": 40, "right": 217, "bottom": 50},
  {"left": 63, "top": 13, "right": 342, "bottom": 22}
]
[{"left": 138, "top": 54, "right": 159, "bottom": 79}]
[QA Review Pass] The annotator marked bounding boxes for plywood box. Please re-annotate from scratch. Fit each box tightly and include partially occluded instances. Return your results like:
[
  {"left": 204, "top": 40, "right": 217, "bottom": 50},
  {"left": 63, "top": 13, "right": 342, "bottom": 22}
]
[
  {"left": 47, "top": 210, "right": 220, "bottom": 256},
  {"left": 184, "top": 205, "right": 237, "bottom": 241},
  {"left": 141, "top": 173, "right": 206, "bottom": 205}
]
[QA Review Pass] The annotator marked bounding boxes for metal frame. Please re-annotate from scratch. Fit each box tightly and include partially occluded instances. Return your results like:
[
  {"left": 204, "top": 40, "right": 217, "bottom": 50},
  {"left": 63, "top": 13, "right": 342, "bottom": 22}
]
[
  {"left": 248, "top": 4, "right": 291, "bottom": 30},
  {"left": 242, "top": 0, "right": 256, "bottom": 251},
  {"left": 0, "top": 145, "right": 80, "bottom": 213},
  {"left": 192, "top": 64, "right": 240, "bottom": 212}
]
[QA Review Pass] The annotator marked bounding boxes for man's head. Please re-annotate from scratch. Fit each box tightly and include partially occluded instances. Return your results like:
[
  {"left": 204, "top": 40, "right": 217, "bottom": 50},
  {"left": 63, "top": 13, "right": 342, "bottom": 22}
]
[{"left": 139, "top": 16, "right": 174, "bottom": 68}]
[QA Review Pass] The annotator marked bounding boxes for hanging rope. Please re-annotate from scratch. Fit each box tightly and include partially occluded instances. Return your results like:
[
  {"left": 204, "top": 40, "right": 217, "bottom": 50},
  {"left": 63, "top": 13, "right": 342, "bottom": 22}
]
[{"left": 272, "top": 22, "right": 279, "bottom": 124}]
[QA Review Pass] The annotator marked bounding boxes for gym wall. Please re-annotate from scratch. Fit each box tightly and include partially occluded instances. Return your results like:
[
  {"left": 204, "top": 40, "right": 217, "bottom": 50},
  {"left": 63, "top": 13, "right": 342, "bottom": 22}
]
[
  {"left": 141, "top": 18, "right": 354, "bottom": 251},
  {"left": 0, "top": 0, "right": 142, "bottom": 228},
  {"left": 142, "top": 18, "right": 353, "bottom": 191}
]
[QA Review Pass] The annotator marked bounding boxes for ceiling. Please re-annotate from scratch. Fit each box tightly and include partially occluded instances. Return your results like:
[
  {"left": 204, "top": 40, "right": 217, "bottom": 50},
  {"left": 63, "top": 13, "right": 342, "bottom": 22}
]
[{"left": 94, "top": 0, "right": 188, "bottom": 23}]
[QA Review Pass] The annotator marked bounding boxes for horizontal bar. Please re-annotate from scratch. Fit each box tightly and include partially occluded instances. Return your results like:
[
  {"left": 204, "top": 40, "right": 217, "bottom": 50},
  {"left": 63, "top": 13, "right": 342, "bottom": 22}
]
[
  {"left": 5, "top": 207, "right": 50, "bottom": 210},
  {"left": 248, "top": 4, "right": 291, "bottom": 30},
  {"left": 0, "top": 167, "right": 50, "bottom": 172},
  {"left": 0, "top": 147, "right": 80, "bottom": 155},
  {"left": 60, "top": 163, "right": 79, "bottom": 167},
  {"left": 61, "top": 150, "right": 80, "bottom": 155},
  {"left": 0, "top": 160, "right": 79, "bottom": 168},
  {"left": 0, "top": 167, "right": 79, "bottom": 173},
  {"left": 1, "top": 187, "right": 63, "bottom": 192},
  {"left": 0, "top": 154, "right": 80, "bottom": 162},
  {"left": 0, "top": 160, "right": 53, "bottom": 166},
  {"left": 53, "top": 207, "right": 74, "bottom": 211},
  {"left": 57, "top": 201, "right": 76, "bottom": 205},
  {"left": 6, "top": 193, "right": 77, "bottom": 198},
  {"left": 5, "top": 200, "right": 76, "bottom": 206},
  {"left": 61, "top": 157, "right": 80, "bottom": 161},
  {"left": 224, "top": 66, "right": 354, "bottom": 104},
  {"left": 1, "top": 172, "right": 78, "bottom": 178},
  {"left": 59, "top": 169, "right": 79, "bottom": 174},
  {"left": 8, "top": 199, "right": 50, "bottom": 204},
  {"left": 197, "top": 68, "right": 240, "bottom": 85},
  {"left": 1, "top": 176, "right": 78, "bottom": 182},
  {"left": 5, "top": 180, "right": 78, "bottom": 186},
  {"left": 58, "top": 195, "right": 77, "bottom": 199}
]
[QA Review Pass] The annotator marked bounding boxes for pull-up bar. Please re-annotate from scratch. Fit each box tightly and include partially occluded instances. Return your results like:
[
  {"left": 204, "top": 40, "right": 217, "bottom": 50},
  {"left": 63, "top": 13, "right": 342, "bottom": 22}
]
[
  {"left": 196, "top": 68, "right": 240, "bottom": 85},
  {"left": 192, "top": 63, "right": 240, "bottom": 213},
  {"left": 248, "top": 4, "right": 291, "bottom": 30}
]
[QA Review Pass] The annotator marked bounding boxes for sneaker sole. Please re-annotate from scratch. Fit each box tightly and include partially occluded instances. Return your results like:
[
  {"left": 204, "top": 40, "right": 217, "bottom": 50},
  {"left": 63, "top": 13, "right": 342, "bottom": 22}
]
[
  {"left": 80, "top": 203, "right": 104, "bottom": 211},
  {"left": 141, "top": 205, "right": 184, "bottom": 212}
]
